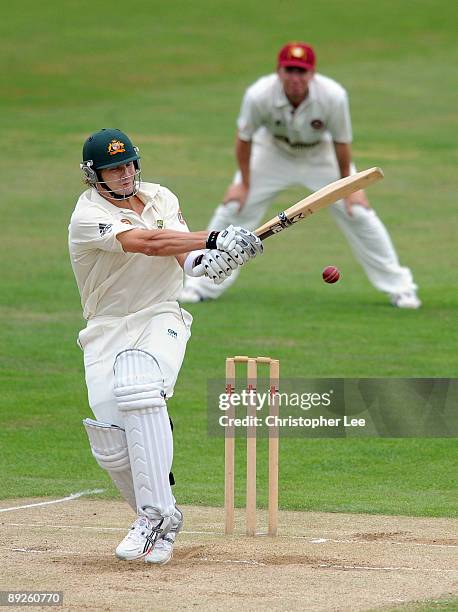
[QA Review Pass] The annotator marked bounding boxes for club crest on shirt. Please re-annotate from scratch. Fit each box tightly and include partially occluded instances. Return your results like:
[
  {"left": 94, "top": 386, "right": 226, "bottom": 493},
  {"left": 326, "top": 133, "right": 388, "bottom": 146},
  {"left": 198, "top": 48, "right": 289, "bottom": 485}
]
[
  {"left": 120, "top": 218, "right": 133, "bottom": 225},
  {"left": 107, "top": 139, "right": 126, "bottom": 156},
  {"left": 177, "top": 209, "right": 186, "bottom": 225},
  {"left": 311, "top": 119, "right": 324, "bottom": 130},
  {"left": 157, "top": 219, "right": 164, "bottom": 229}
]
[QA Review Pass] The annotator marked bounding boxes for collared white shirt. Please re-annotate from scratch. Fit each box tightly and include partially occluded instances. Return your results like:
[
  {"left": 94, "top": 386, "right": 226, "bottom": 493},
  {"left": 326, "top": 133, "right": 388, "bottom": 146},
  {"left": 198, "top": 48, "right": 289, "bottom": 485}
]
[
  {"left": 237, "top": 73, "right": 352, "bottom": 148},
  {"left": 68, "top": 182, "right": 188, "bottom": 320}
]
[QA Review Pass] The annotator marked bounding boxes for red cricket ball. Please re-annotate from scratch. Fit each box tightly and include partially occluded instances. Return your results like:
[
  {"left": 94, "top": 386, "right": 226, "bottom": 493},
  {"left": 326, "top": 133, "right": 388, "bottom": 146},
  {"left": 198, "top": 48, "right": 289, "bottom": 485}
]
[{"left": 322, "top": 265, "right": 340, "bottom": 284}]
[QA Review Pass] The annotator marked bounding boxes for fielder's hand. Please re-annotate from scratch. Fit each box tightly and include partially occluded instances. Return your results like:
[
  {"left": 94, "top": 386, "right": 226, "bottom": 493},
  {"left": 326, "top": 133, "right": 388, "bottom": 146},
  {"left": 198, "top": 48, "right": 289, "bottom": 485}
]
[
  {"left": 344, "top": 189, "right": 371, "bottom": 217},
  {"left": 223, "top": 183, "right": 249, "bottom": 208}
]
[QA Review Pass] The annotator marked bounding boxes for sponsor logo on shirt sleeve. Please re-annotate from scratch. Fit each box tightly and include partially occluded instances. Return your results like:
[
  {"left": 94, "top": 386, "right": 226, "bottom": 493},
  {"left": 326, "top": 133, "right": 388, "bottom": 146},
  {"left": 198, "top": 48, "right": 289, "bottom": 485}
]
[{"left": 99, "top": 223, "right": 113, "bottom": 236}]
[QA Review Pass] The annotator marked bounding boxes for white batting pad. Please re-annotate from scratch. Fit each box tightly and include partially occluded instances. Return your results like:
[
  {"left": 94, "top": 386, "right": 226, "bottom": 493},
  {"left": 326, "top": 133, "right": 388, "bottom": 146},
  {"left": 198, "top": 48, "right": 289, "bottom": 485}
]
[
  {"left": 113, "top": 349, "right": 175, "bottom": 519},
  {"left": 83, "top": 418, "right": 136, "bottom": 511}
]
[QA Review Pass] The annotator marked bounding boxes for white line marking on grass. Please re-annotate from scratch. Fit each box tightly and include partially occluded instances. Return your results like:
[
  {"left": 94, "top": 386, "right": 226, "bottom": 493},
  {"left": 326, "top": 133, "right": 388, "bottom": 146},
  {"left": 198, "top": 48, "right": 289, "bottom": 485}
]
[
  {"left": 311, "top": 538, "right": 328, "bottom": 543},
  {"left": 198, "top": 557, "right": 266, "bottom": 566},
  {"left": 0, "top": 489, "right": 105, "bottom": 513},
  {"left": 4, "top": 523, "right": 126, "bottom": 532},
  {"left": 1, "top": 522, "right": 456, "bottom": 551},
  {"left": 310, "top": 537, "right": 458, "bottom": 549},
  {"left": 3, "top": 545, "right": 456, "bottom": 571},
  {"left": 12, "top": 548, "right": 51, "bottom": 553},
  {"left": 318, "top": 563, "right": 457, "bottom": 573},
  {"left": 7, "top": 547, "right": 112, "bottom": 557},
  {"left": 2, "top": 523, "right": 216, "bottom": 535}
]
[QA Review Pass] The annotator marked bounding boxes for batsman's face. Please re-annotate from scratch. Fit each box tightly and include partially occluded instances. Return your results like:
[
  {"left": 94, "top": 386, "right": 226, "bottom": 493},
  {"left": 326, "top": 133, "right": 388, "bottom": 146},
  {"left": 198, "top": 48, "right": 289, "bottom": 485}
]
[
  {"left": 100, "top": 162, "right": 136, "bottom": 196},
  {"left": 278, "top": 66, "right": 314, "bottom": 105}
]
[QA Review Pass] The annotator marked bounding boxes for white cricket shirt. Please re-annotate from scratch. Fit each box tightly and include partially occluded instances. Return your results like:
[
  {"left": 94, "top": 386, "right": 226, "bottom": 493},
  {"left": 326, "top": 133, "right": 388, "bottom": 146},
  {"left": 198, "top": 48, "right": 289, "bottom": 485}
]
[
  {"left": 68, "top": 182, "right": 188, "bottom": 320},
  {"left": 237, "top": 73, "right": 353, "bottom": 151}
]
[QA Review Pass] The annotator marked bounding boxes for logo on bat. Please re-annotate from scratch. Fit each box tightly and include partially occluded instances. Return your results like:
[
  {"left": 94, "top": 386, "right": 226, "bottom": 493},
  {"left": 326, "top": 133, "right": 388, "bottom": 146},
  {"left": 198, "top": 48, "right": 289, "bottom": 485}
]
[
  {"left": 276, "top": 211, "right": 305, "bottom": 229},
  {"left": 278, "top": 212, "right": 292, "bottom": 227}
]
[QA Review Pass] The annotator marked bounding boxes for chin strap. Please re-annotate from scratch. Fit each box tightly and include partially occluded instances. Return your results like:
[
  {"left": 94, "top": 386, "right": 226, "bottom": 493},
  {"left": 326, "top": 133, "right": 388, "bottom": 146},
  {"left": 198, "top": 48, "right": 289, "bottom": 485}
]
[
  {"left": 98, "top": 182, "right": 136, "bottom": 200},
  {"left": 95, "top": 168, "right": 142, "bottom": 200}
]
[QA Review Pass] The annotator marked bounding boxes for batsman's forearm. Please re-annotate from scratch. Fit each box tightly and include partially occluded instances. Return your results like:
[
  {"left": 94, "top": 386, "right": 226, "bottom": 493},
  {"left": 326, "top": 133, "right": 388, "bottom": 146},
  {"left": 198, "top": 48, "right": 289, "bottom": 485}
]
[
  {"left": 236, "top": 136, "right": 252, "bottom": 187},
  {"left": 118, "top": 228, "right": 209, "bottom": 256},
  {"left": 143, "top": 229, "right": 210, "bottom": 255}
]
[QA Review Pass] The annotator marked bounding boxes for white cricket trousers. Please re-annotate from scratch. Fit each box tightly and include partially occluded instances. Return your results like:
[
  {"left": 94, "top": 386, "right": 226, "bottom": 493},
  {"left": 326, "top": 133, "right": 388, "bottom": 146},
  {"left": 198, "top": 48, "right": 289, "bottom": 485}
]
[
  {"left": 185, "top": 131, "right": 416, "bottom": 299},
  {"left": 78, "top": 301, "right": 193, "bottom": 427}
]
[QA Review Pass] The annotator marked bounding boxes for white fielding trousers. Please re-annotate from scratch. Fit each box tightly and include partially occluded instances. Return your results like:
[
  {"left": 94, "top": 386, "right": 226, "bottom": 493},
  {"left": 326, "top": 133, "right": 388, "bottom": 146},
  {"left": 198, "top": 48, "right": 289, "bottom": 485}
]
[
  {"left": 185, "top": 130, "right": 416, "bottom": 299},
  {"left": 79, "top": 302, "right": 192, "bottom": 517},
  {"left": 78, "top": 302, "right": 193, "bottom": 428}
]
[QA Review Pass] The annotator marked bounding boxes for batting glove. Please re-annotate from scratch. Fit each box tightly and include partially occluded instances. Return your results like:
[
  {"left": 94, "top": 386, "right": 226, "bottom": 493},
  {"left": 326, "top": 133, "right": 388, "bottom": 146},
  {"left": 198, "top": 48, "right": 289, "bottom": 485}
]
[
  {"left": 192, "top": 249, "right": 239, "bottom": 284},
  {"left": 206, "top": 225, "right": 237, "bottom": 252},
  {"left": 233, "top": 227, "right": 264, "bottom": 258}
]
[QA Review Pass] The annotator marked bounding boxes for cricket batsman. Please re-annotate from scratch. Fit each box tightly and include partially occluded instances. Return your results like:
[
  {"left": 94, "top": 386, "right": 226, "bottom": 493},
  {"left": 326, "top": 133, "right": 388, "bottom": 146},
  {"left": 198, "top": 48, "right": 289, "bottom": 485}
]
[{"left": 68, "top": 128, "right": 263, "bottom": 564}]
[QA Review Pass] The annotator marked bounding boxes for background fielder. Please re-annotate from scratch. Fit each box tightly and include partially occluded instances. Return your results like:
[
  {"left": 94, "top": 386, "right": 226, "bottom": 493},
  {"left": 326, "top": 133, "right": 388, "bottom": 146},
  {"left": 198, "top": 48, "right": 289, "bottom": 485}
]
[
  {"left": 68, "top": 128, "right": 262, "bottom": 565},
  {"left": 180, "top": 41, "right": 420, "bottom": 309}
]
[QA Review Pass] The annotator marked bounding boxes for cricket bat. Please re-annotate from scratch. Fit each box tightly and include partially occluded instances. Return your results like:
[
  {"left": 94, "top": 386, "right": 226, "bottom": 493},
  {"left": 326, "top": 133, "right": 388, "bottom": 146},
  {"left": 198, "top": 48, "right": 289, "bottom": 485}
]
[{"left": 255, "top": 167, "right": 384, "bottom": 240}]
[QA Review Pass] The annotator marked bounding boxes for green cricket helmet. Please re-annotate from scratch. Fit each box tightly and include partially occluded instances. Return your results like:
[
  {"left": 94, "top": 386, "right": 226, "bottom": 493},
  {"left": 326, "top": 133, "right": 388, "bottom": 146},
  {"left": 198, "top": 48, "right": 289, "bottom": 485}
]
[{"left": 80, "top": 128, "right": 141, "bottom": 199}]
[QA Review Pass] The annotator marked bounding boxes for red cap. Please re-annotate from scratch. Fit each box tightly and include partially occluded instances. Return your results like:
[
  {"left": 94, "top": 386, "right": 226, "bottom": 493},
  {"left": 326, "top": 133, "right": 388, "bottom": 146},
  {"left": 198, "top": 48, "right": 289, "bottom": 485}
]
[{"left": 278, "top": 42, "right": 316, "bottom": 70}]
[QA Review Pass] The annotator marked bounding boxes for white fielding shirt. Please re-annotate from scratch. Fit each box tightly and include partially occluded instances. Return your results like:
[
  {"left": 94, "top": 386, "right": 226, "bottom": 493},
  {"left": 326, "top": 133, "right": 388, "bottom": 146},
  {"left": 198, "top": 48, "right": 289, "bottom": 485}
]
[
  {"left": 68, "top": 182, "right": 188, "bottom": 320},
  {"left": 237, "top": 73, "right": 353, "bottom": 150}
]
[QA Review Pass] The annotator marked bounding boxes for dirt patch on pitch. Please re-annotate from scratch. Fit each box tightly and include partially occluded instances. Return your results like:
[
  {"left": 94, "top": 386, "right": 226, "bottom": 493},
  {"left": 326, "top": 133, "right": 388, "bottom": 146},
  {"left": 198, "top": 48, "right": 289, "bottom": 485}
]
[{"left": 0, "top": 499, "right": 457, "bottom": 611}]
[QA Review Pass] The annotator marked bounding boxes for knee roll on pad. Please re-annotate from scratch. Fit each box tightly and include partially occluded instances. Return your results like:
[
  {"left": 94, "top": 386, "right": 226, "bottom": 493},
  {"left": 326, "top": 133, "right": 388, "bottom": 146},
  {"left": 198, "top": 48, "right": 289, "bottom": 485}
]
[
  {"left": 113, "top": 349, "right": 166, "bottom": 412},
  {"left": 83, "top": 418, "right": 130, "bottom": 471},
  {"left": 83, "top": 418, "right": 136, "bottom": 511},
  {"left": 83, "top": 418, "right": 176, "bottom": 490}
]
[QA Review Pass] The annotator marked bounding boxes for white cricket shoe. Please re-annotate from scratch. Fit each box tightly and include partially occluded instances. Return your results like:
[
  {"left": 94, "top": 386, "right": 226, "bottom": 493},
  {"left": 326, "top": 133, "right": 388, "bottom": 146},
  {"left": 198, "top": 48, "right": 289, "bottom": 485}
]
[
  {"left": 115, "top": 514, "right": 171, "bottom": 561},
  {"left": 178, "top": 286, "right": 205, "bottom": 303},
  {"left": 144, "top": 534, "right": 175, "bottom": 565},
  {"left": 390, "top": 291, "right": 421, "bottom": 309},
  {"left": 145, "top": 506, "right": 183, "bottom": 565}
]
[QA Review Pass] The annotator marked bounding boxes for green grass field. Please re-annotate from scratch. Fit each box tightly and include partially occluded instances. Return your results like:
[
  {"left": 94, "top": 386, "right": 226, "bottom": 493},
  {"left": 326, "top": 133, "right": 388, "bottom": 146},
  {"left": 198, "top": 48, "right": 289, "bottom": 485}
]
[{"left": 0, "top": 0, "right": 457, "bottom": 518}]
